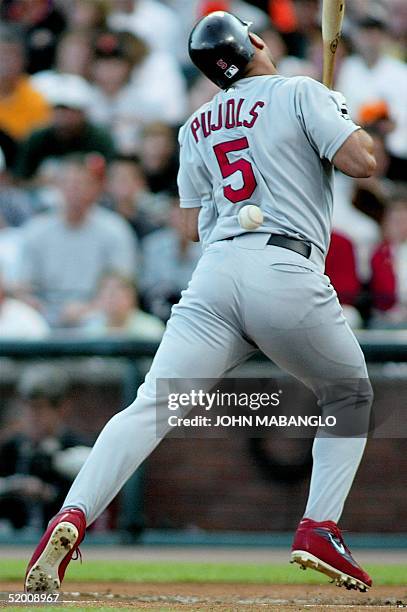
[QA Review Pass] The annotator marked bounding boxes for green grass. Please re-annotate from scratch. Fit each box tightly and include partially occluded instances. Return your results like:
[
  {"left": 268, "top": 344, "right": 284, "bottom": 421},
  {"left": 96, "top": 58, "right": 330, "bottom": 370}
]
[{"left": 0, "top": 560, "right": 406, "bottom": 586}]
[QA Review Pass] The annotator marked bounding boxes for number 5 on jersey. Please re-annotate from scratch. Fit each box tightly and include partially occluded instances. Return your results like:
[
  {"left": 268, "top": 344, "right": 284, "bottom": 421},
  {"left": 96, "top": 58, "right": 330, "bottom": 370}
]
[{"left": 213, "top": 137, "right": 257, "bottom": 204}]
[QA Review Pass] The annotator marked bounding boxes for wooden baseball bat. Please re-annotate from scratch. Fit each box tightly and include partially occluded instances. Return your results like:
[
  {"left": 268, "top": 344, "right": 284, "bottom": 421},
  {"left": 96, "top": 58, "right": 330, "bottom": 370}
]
[{"left": 322, "top": 0, "right": 346, "bottom": 89}]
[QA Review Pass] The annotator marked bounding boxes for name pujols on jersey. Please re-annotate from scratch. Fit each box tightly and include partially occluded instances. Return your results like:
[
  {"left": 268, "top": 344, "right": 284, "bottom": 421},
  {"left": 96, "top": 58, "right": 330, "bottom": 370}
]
[{"left": 191, "top": 98, "right": 266, "bottom": 143}]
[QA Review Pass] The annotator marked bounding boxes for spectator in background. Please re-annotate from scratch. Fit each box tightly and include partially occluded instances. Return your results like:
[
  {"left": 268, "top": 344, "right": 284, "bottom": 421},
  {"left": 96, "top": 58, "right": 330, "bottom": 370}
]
[
  {"left": 67, "top": 0, "right": 110, "bottom": 32},
  {"left": 15, "top": 73, "right": 114, "bottom": 180},
  {"left": 325, "top": 232, "right": 362, "bottom": 329},
  {"left": 33, "top": 30, "right": 95, "bottom": 82},
  {"left": 0, "top": 268, "right": 49, "bottom": 339},
  {"left": 332, "top": 172, "right": 380, "bottom": 283},
  {"left": 108, "top": 0, "right": 182, "bottom": 59},
  {"left": 0, "top": 147, "right": 33, "bottom": 228},
  {"left": 140, "top": 122, "right": 178, "bottom": 195},
  {"left": 89, "top": 31, "right": 148, "bottom": 154},
  {"left": 337, "top": 10, "right": 407, "bottom": 180},
  {"left": 81, "top": 272, "right": 165, "bottom": 339},
  {"left": 197, "top": 0, "right": 268, "bottom": 23},
  {"left": 89, "top": 30, "right": 187, "bottom": 154},
  {"left": 0, "top": 0, "right": 66, "bottom": 74},
  {"left": 278, "top": 0, "right": 320, "bottom": 59},
  {"left": 141, "top": 200, "right": 201, "bottom": 321},
  {"left": 0, "top": 365, "right": 89, "bottom": 529},
  {"left": 0, "top": 148, "right": 34, "bottom": 288},
  {"left": 386, "top": 0, "right": 407, "bottom": 49},
  {"left": 18, "top": 157, "right": 138, "bottom": 327},
  {"left": 370, "top": 188, "right": 407, "bottom": 328},
  {"left": 106, "top": 156, "right": 167, "bottom": 237},
  {"left": 273, "top": 4, "right": 321, "bottom": 81},
  {"left": 0, "top": 214, "right": 24, "bottom": 290},
  {"left": 266, "top": 0, "right": 297, "bottom": 33},
  {"left": 0, "top": 24, "right": 50, "bottom": 142}
]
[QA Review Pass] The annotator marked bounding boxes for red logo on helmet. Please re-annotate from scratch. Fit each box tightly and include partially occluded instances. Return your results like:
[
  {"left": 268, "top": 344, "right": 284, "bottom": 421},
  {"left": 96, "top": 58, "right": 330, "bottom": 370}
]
[{"left": 217, "top": 59, "right": 228, "bottom": 70}]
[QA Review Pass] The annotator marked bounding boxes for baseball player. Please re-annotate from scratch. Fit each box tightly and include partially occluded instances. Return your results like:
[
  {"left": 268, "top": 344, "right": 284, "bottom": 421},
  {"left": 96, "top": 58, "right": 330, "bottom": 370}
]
[{"left": 25, "top": 12, "right": 376, "bottom": 594}]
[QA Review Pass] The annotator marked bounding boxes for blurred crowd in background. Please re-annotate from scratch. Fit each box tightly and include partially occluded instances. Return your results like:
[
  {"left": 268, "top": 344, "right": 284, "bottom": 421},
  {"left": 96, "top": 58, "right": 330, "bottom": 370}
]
[{"left": 0, "top": 0, "right": 406, "bottom": 340}]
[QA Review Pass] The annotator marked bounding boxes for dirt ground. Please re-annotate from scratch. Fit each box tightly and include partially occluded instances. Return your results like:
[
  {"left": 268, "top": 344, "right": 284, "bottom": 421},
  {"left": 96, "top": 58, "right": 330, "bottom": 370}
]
[{"left": 1, "top": 582, "right": 407, "bottom": 610}]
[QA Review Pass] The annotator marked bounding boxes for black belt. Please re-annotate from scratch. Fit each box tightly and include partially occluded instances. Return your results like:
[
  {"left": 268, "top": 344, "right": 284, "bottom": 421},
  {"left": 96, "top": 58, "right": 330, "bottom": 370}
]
[
  {"left": 266, "top": 234, "right": 311, "bottom": 259},
  {"left": 225, "top": 234, "right": 312, "bottom": 259}
]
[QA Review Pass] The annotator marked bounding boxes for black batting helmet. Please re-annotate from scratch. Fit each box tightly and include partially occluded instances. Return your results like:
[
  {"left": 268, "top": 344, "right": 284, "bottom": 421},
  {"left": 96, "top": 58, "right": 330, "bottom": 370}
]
[{"left": 189, "top": 11, "right": 255, "bottom": 89}]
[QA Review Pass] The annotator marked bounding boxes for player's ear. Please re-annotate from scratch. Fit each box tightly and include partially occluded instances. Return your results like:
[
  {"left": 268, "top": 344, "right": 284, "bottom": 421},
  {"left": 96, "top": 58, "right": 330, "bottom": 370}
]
[{"left": 249, "top": 32, "right": 265, "bottom": 50}]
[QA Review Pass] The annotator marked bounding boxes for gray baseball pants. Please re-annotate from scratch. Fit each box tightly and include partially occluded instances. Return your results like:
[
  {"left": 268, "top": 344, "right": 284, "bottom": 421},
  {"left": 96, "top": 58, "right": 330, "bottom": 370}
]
[{"left": 64, "top": 233, "right": 373, "bottom": 525}]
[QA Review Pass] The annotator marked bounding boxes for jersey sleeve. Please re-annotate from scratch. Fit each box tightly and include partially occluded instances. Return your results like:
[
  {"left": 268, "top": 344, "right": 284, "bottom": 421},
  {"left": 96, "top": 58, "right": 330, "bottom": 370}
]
[
  {"left": 177, "top": 124, "right": 203, "bottom": 209},
  {"left": 294, "top": 77, "right": 360, "bottom": 162}
]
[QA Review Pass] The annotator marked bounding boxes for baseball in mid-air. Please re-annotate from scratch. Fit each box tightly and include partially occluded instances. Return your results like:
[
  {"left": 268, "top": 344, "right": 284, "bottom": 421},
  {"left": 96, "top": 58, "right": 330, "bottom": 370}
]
[{"left": 238, "top": 205, "right": 264, "bottom": 230}]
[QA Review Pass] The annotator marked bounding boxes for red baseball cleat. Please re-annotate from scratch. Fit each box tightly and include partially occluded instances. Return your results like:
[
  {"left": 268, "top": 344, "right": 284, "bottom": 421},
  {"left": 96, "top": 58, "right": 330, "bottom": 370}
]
[
  {"left": 290, "top": 518, "right": 372, "bottom": 592},
  {"left": 25, "top": 508, "right": 86, "bottom": 593}
]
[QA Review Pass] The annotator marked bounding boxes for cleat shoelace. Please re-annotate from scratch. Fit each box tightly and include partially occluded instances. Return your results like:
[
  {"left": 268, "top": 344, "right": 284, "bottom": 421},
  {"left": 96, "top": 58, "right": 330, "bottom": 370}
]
[{"left": 71, "top": 548, "right": 82, "bottom": 563}]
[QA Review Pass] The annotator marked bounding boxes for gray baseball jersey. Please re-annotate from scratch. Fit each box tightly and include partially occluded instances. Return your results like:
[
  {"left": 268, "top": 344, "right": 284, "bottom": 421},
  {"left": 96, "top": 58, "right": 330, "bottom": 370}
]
[{"left": 178, "top": 75, "right": 360, "bottom": 254}]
